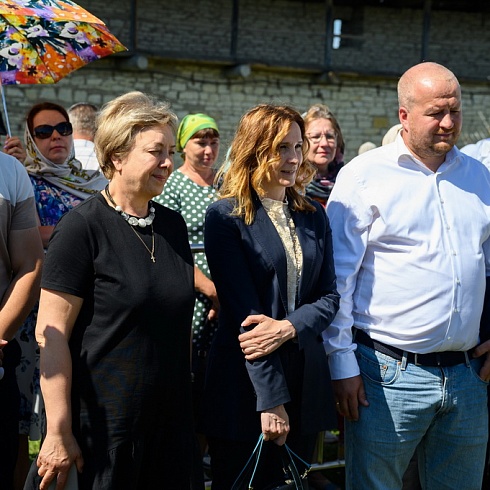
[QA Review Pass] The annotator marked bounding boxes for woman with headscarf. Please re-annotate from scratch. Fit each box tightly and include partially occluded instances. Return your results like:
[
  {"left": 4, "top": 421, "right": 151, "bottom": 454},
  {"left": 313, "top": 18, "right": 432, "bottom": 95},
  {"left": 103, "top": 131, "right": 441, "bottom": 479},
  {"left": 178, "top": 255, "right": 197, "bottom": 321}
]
[
  {"left": 14, "top": 102, "right": 106, "bottom": 488},
  {"left": 27, "top": 91, "right": 196, "bottom": 489},
  {"left": 23, "top": 101, "right": 107, "bottom": 247},
  {"left": 154, "top": 113, "right": 220, "bottom": 448}
]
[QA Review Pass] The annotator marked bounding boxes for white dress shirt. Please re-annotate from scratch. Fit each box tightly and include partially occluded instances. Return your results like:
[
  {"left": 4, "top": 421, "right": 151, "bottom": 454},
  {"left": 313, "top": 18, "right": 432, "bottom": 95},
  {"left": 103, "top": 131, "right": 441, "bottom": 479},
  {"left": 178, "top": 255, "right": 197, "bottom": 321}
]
[
  {"left": 73, "top": 139, "right": 100, "bottom": 172},
  {"left": 324, "top": 134, "right": 490, "bottom": 379},
  {"left": 461, "top": 138, "right": 490, "bottom": 170}
]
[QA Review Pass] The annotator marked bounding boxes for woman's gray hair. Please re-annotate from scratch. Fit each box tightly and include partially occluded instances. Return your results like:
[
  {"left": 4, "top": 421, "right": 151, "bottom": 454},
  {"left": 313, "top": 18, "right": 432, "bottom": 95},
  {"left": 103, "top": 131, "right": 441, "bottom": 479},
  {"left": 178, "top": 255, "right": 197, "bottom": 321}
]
[{"left": 95, "top": 91, "right": 177, "bottom": 179}]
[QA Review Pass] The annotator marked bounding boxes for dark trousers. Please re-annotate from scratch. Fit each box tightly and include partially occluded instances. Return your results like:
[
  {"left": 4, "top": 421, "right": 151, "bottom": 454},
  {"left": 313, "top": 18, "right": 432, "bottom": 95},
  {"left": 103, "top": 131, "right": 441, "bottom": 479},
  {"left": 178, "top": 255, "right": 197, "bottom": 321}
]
[{"left": 0, "top": 340, "right": 21, "bottom": 490}]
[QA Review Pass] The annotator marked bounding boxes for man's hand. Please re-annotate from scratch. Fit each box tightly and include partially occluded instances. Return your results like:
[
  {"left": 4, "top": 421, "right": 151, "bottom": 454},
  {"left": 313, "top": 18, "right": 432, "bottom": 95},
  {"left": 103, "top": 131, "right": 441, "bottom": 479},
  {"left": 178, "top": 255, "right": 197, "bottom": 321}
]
[
  {"left": 261, "top": 404, "right": 290, "bottom": 446},
  {"left": 332, "top": 375, "right": 369, "bottom": 421},
  {"left": 239, "top": 315, "right": 296, "bottom": 360},
  {"left": 473, "top": 339, "right": 490, "bottom": 381}
]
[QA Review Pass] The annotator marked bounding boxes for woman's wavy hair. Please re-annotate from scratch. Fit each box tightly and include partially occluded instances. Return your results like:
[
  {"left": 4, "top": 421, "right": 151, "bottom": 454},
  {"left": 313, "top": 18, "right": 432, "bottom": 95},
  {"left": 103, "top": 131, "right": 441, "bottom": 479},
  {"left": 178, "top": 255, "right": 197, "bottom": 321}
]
[
  {"left": 216, "top": 104, "right": 316, "bottom": 225},
  {"left": 95, "top": 91, "right": 177, "bottom": 179},
  {"left": 303, "top": 104, "right": 345, "bottom": 154}
]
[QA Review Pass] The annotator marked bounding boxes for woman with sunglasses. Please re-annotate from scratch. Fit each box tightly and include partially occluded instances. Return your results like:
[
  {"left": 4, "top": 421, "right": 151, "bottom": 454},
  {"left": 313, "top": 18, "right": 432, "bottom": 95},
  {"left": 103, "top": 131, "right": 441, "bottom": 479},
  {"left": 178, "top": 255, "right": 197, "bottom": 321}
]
[
  {"left": 13, "top": 102, "right": 106, "bottom": 488},
  {"left": 23, "top": 101, "right": 107, "bottom": 248}
]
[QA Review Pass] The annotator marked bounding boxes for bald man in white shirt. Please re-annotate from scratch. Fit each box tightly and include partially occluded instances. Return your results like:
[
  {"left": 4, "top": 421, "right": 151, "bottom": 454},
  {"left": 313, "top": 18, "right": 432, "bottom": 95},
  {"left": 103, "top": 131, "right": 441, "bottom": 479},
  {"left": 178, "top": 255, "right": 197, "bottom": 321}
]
[{"left": 325, "top": 62, "right": 490, "bottom": 490}]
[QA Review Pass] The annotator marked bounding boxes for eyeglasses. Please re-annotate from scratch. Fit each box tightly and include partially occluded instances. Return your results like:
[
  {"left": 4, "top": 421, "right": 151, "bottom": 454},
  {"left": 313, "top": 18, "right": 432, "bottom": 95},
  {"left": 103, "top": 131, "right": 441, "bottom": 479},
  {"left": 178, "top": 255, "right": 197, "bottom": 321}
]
[
  {"left": 306, "top": 131, "right": 337, "bottom": 144},
  {"left": 33, "top": 122, "right": 73, "bottom": 139}
]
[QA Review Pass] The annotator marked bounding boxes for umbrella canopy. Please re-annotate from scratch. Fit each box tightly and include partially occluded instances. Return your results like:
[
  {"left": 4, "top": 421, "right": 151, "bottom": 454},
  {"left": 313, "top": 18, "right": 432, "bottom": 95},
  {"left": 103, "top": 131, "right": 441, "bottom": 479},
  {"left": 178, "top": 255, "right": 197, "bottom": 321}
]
[{"left": 0, "top": 0, "right": 126, "bottom": 85}]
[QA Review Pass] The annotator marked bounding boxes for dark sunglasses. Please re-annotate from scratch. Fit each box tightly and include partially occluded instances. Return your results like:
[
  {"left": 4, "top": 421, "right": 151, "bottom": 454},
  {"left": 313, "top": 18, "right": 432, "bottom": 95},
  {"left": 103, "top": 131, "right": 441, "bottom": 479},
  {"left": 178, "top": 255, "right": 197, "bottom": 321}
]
[{"left": 33, "top": 122, "right": 73, "bottom": 139}]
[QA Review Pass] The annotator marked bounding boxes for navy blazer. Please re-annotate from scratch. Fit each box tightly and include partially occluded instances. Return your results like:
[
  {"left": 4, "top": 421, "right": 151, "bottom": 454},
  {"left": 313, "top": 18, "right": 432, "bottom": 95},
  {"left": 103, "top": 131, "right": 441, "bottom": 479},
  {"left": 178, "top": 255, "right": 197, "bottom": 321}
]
[{"left": 203, "top": 196, "right": 340, "bottom": 441}]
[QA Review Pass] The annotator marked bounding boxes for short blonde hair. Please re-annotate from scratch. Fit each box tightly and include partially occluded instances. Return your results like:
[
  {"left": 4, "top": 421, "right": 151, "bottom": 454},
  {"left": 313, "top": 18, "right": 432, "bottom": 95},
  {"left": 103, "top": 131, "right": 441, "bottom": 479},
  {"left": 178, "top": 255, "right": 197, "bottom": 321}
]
[
  {"left": 217, "top": 104, "right": 316, "bottom": 225},
  {"left": 95, "top": 91, "right": 177, "bottom": 179}
]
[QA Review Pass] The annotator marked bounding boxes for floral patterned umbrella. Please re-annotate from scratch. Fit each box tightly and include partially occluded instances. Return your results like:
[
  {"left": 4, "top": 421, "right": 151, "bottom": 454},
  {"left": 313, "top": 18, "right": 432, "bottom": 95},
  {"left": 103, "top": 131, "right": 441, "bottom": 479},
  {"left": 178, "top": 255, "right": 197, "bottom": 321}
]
[{"left": 0, "top": 0, "right": 127, "bottom": 133}]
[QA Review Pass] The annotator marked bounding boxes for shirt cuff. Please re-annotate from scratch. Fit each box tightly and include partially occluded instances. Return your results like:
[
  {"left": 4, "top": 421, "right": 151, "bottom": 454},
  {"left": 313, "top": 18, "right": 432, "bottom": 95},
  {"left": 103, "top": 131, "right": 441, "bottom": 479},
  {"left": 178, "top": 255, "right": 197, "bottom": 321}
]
[{"left": 328, "top": 350, "right": 360, "bottom": 380}]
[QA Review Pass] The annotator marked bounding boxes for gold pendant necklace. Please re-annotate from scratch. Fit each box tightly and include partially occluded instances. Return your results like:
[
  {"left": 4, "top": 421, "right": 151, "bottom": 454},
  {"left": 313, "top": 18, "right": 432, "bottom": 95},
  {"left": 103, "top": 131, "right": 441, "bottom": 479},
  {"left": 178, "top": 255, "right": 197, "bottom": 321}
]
[{"left": 129, "top": 224, "right": 156, "bottom": 263}]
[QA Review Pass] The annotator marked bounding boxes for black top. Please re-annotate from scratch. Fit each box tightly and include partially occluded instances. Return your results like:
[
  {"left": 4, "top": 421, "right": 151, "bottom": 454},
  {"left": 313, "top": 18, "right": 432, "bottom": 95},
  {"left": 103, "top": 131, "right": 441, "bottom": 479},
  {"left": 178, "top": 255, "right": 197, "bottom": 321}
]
[{"left": 41, "top": 192, "right": 195, "bottom": 488}]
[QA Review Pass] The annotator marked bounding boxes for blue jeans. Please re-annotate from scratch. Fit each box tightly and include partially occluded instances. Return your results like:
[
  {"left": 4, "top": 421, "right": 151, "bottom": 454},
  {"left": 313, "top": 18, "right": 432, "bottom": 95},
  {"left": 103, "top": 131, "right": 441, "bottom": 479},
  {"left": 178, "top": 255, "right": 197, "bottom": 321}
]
[{"left": 345, "top": 342, "right": 489, "bottom": 490}]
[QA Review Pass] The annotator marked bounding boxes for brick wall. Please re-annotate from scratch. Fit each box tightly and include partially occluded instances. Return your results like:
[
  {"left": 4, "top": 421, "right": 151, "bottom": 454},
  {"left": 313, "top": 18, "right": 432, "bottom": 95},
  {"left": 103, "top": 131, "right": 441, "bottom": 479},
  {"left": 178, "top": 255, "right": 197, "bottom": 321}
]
[{"left": 3, "top": 0, "right": 489, "bottom": 163}]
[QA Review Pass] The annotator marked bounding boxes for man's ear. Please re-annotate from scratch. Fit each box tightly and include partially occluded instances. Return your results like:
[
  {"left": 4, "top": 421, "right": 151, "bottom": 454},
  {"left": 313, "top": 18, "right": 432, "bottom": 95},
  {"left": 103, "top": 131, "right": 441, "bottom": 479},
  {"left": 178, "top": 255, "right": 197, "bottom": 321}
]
[{"left": 398, "top": 107, "right": 409, "bottom": 130}]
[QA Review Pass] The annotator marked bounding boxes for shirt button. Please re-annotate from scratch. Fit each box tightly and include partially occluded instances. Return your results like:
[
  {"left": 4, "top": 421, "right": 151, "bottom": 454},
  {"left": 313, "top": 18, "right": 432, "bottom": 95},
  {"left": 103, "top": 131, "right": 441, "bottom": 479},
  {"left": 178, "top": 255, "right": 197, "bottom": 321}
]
[
  {"left": 456, "top": 279, "right": 461, "bottom": 285},
  {"left": 454, "top": 308, "right": 459, "bottom": 313}
]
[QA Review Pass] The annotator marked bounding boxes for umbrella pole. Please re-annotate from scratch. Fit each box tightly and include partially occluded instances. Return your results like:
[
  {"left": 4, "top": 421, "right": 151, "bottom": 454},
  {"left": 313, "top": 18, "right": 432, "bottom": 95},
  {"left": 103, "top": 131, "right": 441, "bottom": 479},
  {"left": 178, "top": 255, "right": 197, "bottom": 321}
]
[{"left": 0, "top": 84, "right": 11, "bottom": 137}]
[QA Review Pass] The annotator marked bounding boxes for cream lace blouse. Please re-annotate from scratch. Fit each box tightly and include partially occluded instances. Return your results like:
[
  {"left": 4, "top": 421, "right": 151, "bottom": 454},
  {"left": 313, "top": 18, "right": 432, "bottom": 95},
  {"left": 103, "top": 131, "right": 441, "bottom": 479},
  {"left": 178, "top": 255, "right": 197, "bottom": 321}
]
[{"left": 261, "top": 197, "right": 303, "bottom": 313}]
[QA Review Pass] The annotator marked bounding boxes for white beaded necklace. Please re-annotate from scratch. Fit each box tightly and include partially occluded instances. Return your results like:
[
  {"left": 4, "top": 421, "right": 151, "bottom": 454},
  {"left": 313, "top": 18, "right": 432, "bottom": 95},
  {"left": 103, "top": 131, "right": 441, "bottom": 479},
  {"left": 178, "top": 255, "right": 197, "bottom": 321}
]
[
  {"left": 105, "top": 184, "right": 155, "bottom": 228},
  {"left": 104, "top": 185, "right": 156, "bottom": 262}
]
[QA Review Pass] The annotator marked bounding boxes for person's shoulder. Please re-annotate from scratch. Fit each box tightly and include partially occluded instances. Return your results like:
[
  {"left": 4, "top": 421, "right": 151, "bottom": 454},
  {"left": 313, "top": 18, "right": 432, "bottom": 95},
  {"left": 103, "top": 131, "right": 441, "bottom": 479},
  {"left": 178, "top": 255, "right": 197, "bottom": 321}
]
[
  {"left": 163, "top": 169, "right": 187, "bottom": 192},
  {"left": 153, "top": 201, "right": 189, "bottom": 240},
  {"left": 303, "top": 197, "right": 325, "bottom": 214},
  {"left": 153, "top": 200, "right": 186, "bottom": 221},
  {"left": 351, "top": 143, "right": 393, "bottom": 165},
  {"left": 335, "top": 145, "right": 390, "bottom": 183},
  {"left": 72, "top": 193, "right": 100, "bottom": 211},
  {"left": 73, "top": 138, "right": 95, "bottom": 149},
  {"left": 207, "top": 197, "right": 235, "bottom": 214},
  {"left": 301, "top": 198, "right": 328, "bottom": 225},
  {"left": 0, "top": 152, "right": 28, "bottom": 176},
  {"left": 457, "top": 147, "right": 490, "bottom": 174},
  {"left": 55, "top": 195, "right": 109, "bottom": 233},
  {"left": 0, "top": 153, "right": 33, "bottom": 200},
  {"left": 166, "top": 169, "right": 183, "bottom": 183}
]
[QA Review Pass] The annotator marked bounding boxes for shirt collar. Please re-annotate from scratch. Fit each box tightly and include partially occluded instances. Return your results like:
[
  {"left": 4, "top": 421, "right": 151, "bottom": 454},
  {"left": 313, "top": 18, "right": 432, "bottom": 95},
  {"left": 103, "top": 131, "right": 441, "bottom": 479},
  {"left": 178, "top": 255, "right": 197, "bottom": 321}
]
[{"left": 394, "top": 132, "right": 462, "bottom": 173}]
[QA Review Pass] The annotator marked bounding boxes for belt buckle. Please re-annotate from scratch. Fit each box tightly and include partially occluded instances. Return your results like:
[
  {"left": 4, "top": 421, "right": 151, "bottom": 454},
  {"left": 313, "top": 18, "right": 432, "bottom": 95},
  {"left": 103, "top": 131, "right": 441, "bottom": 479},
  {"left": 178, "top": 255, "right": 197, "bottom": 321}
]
[{"left": 414, "top": 353, "right": 421, "bottom": 366}]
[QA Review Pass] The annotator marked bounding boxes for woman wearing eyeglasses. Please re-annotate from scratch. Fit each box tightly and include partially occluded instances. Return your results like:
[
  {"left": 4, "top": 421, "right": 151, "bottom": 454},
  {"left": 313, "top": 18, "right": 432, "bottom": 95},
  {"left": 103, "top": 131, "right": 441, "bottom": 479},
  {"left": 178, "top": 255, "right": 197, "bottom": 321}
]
[
  {"left": 303, "top": 104, "right": 345, "bottom": 207},
  {"left": 23, "top": 101, "right": 107, "bottom": 248}
]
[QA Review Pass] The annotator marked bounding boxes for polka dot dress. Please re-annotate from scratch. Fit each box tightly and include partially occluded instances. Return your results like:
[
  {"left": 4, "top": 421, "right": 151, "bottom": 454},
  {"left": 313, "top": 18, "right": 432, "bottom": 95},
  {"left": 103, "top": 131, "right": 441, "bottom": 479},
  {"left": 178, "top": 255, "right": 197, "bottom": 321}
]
[{"left": 154, "top": 170, "right": 218, "bottom": 355}]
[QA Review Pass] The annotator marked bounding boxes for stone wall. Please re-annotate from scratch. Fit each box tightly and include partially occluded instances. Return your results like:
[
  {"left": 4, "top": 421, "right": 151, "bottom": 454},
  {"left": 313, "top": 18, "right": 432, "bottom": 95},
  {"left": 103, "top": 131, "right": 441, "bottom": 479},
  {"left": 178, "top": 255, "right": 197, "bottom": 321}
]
[
  {"left": 3, "top": 0, "right": 489, "bottom": 163},
  {"left": 80, "top": 0, "right": 490, "bottom": 78}
]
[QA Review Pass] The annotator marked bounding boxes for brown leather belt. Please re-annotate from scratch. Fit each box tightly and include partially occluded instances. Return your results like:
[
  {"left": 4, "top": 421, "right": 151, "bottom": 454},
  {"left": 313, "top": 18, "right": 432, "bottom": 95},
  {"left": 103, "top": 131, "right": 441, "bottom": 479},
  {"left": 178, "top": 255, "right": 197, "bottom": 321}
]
[{"left": 354, "top": 328, "right": 473, "bottom": 367}]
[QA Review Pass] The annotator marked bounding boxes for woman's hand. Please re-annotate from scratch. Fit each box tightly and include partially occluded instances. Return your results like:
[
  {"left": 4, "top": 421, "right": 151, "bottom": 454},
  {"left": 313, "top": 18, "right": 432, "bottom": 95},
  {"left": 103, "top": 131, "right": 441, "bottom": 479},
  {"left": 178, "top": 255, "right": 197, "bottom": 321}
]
[
  {"left": 194, "top": 266, "right": 220, "bottom": 321},
  {"left": 37, "top": 431, "right": 84, "bottom": 490},
  {"left": 261, "top": 404, "right": 290, "bottom": 446},
  {"left": 3, "top": 136, "right": 27, "bottom": 163},
  {"left": 239, "top": 315, "right": 296, "bottom": 360}
]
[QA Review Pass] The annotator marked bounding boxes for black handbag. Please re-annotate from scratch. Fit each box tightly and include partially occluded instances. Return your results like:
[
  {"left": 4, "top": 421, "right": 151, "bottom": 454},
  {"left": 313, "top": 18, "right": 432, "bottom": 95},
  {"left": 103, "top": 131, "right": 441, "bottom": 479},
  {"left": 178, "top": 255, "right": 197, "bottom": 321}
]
[{"left": 231, "top": 434, "right": 311, "bottom": 490}]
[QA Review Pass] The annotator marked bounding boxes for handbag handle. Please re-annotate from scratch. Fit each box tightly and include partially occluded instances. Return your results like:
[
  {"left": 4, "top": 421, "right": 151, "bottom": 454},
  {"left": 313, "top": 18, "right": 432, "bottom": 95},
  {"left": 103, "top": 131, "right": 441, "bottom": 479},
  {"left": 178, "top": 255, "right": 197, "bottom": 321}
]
[
  {"left": 285, "top": 443, "right": 311, "bottom": 479},
  {"left": 281, "top": 443, "right": 312, "bottom": 488},
  {"left": 231, "top": 434, "right": 311, "bottom": 490},
  {"left": 231, "top": 434, "right": 264, "bottom": 490}
]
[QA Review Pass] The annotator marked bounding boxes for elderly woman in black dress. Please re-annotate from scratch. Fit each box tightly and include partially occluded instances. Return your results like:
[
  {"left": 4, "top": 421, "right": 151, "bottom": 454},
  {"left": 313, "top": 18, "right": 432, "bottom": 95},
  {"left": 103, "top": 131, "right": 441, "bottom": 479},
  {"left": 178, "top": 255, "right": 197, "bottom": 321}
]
[{"left": 32, "top": 92, "right": 196, "bottom": 489}]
